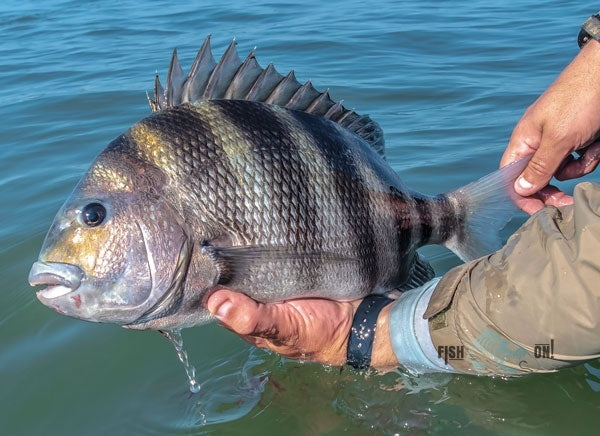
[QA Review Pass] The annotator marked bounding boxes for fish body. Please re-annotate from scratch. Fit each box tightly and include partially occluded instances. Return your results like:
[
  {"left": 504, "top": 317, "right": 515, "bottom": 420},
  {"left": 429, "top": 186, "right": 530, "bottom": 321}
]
[{"left": 29, "top": 38, "right": 524, "bottom": 330}]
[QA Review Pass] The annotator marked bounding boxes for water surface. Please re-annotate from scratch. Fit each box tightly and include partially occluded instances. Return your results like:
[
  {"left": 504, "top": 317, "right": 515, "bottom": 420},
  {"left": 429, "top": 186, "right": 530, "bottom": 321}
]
[{"left": 2, "top": 1, "right": 600, "bottom": 434}]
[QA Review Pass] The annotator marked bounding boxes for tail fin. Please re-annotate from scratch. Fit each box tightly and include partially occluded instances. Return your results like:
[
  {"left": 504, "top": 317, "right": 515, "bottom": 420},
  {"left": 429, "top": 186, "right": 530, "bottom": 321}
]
[{"left": 444, "top": 157, "right": 530, "bottom": 261}]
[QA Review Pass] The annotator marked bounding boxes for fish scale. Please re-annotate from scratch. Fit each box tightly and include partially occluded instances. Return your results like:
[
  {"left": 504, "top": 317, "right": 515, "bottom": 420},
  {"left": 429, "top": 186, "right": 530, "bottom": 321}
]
[{"left": 129, "top": 101, "right": 387, "bottom": 297}]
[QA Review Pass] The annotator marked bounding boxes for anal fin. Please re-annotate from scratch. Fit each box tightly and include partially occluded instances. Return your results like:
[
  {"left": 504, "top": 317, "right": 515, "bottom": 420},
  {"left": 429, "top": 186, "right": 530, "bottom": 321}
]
[{"left": 396, "top": 254, "right": 434, "bottom": 292}]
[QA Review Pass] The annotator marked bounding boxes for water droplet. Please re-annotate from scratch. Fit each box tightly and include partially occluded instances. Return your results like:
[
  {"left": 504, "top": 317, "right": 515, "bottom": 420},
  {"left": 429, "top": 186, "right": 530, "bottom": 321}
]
[
  {"left": 160, "top": 328, "right": 201, "bottom": 393},
  {"left": 298, "top": 352, "right": 307, "bottom": 364}
]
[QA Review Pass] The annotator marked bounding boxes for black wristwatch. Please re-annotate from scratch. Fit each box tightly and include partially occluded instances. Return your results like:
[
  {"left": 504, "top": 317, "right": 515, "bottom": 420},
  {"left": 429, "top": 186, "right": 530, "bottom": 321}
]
[
  {"left": 578, "top": 13, "right": 600, "bottom": 48},
  {"left": 346, "top": 294, "right": 393, "bottom": 369}
]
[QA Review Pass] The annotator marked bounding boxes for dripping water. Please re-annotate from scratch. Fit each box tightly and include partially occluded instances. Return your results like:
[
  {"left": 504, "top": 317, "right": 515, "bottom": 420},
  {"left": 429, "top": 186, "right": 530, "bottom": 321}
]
[{"left": 160, "top": 328, "right": 201, "bottom": 393}]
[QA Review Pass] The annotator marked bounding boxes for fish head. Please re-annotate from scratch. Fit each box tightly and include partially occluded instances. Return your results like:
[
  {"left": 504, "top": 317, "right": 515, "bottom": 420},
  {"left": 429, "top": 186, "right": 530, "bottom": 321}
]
[{"left": 29, "top": 149, "right": 191, "bottom": 326}]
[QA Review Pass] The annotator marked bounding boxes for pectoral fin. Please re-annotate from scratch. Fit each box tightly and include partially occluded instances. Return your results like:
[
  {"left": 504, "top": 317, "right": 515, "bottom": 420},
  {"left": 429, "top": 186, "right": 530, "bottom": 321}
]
[{"left": 200, "top": 243, "right": 358, "bottom": 286}]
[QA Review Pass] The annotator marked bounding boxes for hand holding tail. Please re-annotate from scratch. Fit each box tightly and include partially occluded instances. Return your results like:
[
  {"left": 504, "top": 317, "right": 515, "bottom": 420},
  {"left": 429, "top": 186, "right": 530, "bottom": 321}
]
[{"left": 501, "top": 40, "right": 600, "bottom": 214}]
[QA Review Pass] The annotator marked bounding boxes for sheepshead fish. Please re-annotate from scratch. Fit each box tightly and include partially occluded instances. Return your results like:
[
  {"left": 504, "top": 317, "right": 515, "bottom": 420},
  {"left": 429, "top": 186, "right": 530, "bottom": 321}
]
[{"left": 29, "top": 37, "right": 525, "bottom": 330}]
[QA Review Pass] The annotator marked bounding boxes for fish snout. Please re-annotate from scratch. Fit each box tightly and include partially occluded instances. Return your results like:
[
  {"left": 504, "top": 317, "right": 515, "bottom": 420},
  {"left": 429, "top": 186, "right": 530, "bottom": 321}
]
[{"left": 28, "top": 261, "right": 84, "bottom": 299}]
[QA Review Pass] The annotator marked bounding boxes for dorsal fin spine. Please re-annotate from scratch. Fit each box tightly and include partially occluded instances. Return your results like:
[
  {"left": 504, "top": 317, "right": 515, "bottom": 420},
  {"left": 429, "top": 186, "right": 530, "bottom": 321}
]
[
  {"left": 265, "top": 70, "right": 301, "bottom": 105},
  {"left": 203, "top": 40, "right": 242, "bottom": 99},
  {"left": 285, "top": 81, "right": 319, "bottom": 111},
  {"left": 224, "top": 52, "right": 263, "bottom": 100},
  {"left": 166, "top": 49, "right": 185, "bottom": 106},
  {"left": 244, "top": 63, "right": 283, "bottom": 101},
  {"left": 337, "top": 109, "right": 357, "bottom": 125},
  {"left": 324, "top": 100, "right": 344, "bottom": 120},
  {"left": 305, "top": 90, "right": 334, "bottom": 116},
  {"left": 181, "top": 35, "right": 217, "bottom": 103}
]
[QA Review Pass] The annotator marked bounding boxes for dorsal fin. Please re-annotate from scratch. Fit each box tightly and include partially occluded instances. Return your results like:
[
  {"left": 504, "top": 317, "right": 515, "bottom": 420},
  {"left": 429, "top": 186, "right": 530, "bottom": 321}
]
[
  {"left": 149, "top": 36, "right": 385, "bottom": 156},
  {"left": 166, "top": 49, "right": 185, "bottom": 106}
]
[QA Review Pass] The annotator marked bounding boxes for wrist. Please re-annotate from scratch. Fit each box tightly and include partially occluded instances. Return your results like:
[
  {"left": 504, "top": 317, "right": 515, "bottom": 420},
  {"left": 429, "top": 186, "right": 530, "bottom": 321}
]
[
  {"left": 578, "top": 13, "right": 600, "bottom": 48},
  {"left": 345, "top": 295, "right": 398, "bottom": 371},
  {"left": 369, "top": 304, "right": 400, "bottom": 372},
  {"left": 314, "top": 300, "right": 359, "bottom": 366},
  {"left": 580, "top": 37, "right": 600, "bottom": 58}
]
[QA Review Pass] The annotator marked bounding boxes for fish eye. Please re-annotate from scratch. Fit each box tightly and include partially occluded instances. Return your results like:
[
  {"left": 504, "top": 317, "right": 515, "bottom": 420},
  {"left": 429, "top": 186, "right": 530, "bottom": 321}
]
[{"left": 81, "top": 203, "right": 107, "bottom": 227}]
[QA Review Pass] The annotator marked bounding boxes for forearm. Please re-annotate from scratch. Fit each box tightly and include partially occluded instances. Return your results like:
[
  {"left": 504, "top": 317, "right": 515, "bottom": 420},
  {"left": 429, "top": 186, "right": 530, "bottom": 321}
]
[
  {"left": 384, "top": 182, "right": 600, "bottom": 376},
  {"left": 368, "top": 304, "right": 399, "bottom": 371}
]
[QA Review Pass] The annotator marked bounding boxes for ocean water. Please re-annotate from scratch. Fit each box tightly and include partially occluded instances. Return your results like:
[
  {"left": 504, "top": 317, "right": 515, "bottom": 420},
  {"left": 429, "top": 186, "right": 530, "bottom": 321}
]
[{"left": 2, "top": 0, "right": 600, "bottom": 434}]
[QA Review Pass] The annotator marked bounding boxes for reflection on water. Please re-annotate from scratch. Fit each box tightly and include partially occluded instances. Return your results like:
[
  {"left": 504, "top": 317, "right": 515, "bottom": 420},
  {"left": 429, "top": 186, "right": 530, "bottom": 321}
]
[
  {"left": 135, "top": 344, "right": 462, "bottom": 434},
  {"left": 139, "top": 347, "right": 274, "bottom": 433},
  {"left": 585, "top": 361, "right": 600, "bottom": 392}
]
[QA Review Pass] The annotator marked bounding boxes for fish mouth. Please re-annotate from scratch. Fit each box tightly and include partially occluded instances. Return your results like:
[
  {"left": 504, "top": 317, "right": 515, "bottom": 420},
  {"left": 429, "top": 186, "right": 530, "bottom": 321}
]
[{"left": 28, "top": 261, "right": 84, "bottom": 299}]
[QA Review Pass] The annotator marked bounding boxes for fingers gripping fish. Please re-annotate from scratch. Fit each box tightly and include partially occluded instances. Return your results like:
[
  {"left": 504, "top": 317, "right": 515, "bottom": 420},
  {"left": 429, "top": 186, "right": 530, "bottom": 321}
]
[{"left": 29, "top": 37, "right": 527, "bottom": 330}]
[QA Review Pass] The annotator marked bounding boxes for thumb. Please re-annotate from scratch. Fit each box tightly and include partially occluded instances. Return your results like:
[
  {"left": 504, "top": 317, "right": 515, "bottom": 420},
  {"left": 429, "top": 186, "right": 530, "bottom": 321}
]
[
  {"left": 514, "top": 136, "right": 567, "bottom": 196},
  {"left": 207, "top": 289, "right": 275, "bottom": 337}
]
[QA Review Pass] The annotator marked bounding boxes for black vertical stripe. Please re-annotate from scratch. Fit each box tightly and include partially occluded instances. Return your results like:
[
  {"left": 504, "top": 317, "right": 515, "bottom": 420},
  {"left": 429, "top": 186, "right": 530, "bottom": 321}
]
[
  {"left": 435, "top": 194, "right": 464, "bottom": 245},
  {"left": 213, "top": 100, "right": 323, "bottom": 289},
  {"left": 412, "top": 195, "right": 434, "bottom": 245},
  {"left": 409, "top": 194, "right": 463, "bottom": 246},
  {"left": 288, "top": 108, "right": 379, "bottom": 291},
  {"left": 386, "top": 185, "right": 421, "bottom": 289},
  {"left": 389, "top": 185, "right": 416, "bottom": 250}
]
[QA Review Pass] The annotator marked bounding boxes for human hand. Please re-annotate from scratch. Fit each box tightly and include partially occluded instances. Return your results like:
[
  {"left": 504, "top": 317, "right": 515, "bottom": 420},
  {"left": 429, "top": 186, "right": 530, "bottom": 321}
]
[
  {"left": 206, "top": 289, "right": 398, "bottom": 369},
  {"left": 501, "top": 40, "right": 600, "bottom": 214}
]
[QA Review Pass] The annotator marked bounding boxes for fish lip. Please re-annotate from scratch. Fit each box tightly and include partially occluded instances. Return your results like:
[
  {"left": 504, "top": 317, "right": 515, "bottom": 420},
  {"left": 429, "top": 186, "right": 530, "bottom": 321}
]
[{"left": 28, "top": 261, "right": 84, "bottom": 299}]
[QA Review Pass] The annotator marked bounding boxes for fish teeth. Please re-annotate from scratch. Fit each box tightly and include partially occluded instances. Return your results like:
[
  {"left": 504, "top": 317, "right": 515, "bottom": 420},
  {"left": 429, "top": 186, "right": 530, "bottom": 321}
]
[{"left": 38, "top": 285, "right": 73, "bottom": 299}]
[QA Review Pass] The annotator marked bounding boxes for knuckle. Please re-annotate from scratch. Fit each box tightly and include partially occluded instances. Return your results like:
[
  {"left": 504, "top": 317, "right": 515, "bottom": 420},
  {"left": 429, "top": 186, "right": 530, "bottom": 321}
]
[
  {"left": 545, "top": 126, "right": 569, "bottom": 144},
  {"left": 544, "top": 124, "right": 584, "bottom": 150},
  {"left": 526, "top": 157, "right": 551, "bottom": 178}
]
